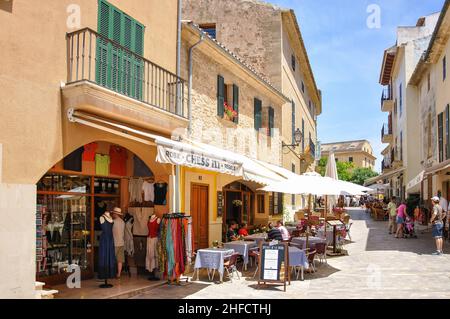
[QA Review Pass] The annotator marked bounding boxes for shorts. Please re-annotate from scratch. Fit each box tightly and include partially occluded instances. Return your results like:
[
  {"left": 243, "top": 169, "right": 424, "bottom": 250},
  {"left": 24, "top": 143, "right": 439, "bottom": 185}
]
[
  {"left": 396, "top": 216, "right": 404, "bottom": 224},
  {"left": 432, "top": 223, "right": 444, "bottom": 239},
  {"left": 115, "top": 246, "right": 125, "bottom": 263}
]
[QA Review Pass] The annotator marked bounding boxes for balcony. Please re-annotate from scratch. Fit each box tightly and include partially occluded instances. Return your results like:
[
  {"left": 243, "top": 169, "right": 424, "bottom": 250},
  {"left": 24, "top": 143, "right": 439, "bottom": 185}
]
[
  {"left": 381, "top": 123, "right": 393, "bottom": 144},
  {"left": 62, "top": 28, "right": 188, "bottom": 135},
  {"left": 381, "top": 159, "right": 393, "bottom": 172},
  {"left": 381, "top": 86, "right": 394, "bottom": 112}
]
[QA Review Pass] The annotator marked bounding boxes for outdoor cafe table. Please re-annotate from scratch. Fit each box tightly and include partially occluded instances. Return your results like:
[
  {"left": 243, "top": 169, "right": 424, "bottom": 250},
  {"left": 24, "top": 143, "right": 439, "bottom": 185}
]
[
  {"left": 223, "top": 241, "right": 257, "bottom": 270},
  {"left": 288, "top": 246, "right": 309, "bottom": 281},
  {"left": 244, "top": 233, "right": 267, "bottom": 245},
  {"left": 193, "top": 248, "right": 235, "bottom": 282},
  {"left": 291, "top": 236, "right": 327, "bottom": 250}
]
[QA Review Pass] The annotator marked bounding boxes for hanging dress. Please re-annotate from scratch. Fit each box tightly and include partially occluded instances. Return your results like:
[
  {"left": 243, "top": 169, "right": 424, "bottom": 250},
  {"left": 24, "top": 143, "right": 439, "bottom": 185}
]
[
  {"left": 145, "top": 216, "right": 160, "bottom": 272},
  {"left": 98, "top": 215, "right": 116, "bottom": 279}
]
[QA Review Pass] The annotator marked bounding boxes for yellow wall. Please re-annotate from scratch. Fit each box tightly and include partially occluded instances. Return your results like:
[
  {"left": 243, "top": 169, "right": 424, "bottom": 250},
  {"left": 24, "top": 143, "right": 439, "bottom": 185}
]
[{"left": 0, "top": 0, "right": 178, "bottom": 184}]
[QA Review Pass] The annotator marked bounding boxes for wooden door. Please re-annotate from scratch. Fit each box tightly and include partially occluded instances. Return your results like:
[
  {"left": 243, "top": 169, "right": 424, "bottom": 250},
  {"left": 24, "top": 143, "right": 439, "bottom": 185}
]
[{"left": 191, "top": 184, "right": 209, "bottom": 250}]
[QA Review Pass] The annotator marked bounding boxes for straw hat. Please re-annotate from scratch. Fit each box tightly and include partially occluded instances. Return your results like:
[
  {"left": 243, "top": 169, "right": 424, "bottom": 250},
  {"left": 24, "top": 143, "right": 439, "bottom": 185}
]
[{"left": 112, "top": 207, "right": 123, "bottom": 216}]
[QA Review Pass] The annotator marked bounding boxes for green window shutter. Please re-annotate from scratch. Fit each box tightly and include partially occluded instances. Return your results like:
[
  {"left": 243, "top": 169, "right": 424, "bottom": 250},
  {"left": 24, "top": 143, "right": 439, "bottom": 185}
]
[
  {"left": 254, "top": 98, "right": 262, "bottom": 131},
  {"left": 439, "top": 112, "right": 444, "bottom": 162},
  {"left": 110, "top": 8, "right": 122, "bottom": 92},
  {"left": 96, "top": 0, "right": 111, "bottom": 87},
  {"left": 301, "top": 118, "right": 305, "bottom": 152},
  {"left": 233, "top": 84, "right": 239, "bottom": 123},
  {"left": 133, "top": 22, "right": 144, "bottom": 100},
  {"left": 446, "top": 105, "right": 450, "bottom": 160},
  {"left": 291, "top": 100, "right": 296, "bottom": 144},
  {"left": 217, "top": 75, "right": 225, "bottom": 117},
  {"left": 268, "top": 107, "right": 274, "bottom": 137}
]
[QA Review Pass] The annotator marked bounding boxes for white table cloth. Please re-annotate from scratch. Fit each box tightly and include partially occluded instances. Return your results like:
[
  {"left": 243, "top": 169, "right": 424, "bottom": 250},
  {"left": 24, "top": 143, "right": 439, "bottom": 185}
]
[
  {"left": 194, "top": 248, "right": 234, "bottom": 282},
  {"left": 224, "top": 241, "right": 257, "bottom": 268},
  {"left": 291, "top": 236, "right": 327, "bottom": 250},
  {"left": 244, "top": 233, "right": 267, "bottom": 245}
]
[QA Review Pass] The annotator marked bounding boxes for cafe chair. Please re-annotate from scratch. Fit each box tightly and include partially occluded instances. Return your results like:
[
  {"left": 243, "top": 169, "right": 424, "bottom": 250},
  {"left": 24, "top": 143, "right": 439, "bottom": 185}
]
[
  {"left": 305, "top": 249, "right": 317, "bottom": 273},
  {"left": 314, "top": 242, "right": 327, "bottom": 265},
  {"left": 345, "top": 222, "right": 353, "bottom": 241},
  {"left": 224, "top": 253, "right": 241, "bottom": 282},
  {"left": 249, "top": 250, "right": 261, "bottom": 279}
]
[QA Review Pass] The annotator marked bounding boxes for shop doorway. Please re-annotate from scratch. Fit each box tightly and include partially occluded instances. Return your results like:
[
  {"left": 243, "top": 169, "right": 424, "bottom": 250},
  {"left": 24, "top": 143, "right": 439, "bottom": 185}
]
[
  {"left": 223, "top": 181, "right": 254, "bottom": 233},
  {"left": 190, "top": 184, "right": 209, "bottom": 250}
]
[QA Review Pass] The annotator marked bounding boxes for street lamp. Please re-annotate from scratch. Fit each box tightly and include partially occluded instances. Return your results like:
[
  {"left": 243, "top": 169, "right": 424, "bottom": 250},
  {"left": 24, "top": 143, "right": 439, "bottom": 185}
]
[{"left": 282, "top": 128, "right": 303, "bottom": 148}]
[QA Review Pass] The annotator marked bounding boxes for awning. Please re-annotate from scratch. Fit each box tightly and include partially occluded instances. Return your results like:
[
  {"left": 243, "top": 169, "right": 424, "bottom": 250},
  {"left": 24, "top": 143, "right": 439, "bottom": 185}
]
[
  {"left": 364, "top": 167, "right": 405, "bottom": 186},
  {"left": 68, "top": 109, "right": 285, "bottom": 185},
  {"left": 406, "top": 170, "right": 425, "bottom": 192},
  {"left": 425, "top": 159, "right": 450, "bottom": 175}
]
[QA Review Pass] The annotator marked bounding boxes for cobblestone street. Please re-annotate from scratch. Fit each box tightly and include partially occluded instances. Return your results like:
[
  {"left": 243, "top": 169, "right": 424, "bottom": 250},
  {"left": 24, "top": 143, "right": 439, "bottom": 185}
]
[{"left": 133, "top": 208, "right": 450, "bottom": 299}]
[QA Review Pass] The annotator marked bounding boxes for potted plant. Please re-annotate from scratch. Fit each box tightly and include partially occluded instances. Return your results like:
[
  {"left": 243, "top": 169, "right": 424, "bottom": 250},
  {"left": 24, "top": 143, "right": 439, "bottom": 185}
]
[
  {"left": 232, "top": 199, "right": 243, "bottom": 207},
  {"left": 224, "top": 102, "right": 237, "bottom": 121}
]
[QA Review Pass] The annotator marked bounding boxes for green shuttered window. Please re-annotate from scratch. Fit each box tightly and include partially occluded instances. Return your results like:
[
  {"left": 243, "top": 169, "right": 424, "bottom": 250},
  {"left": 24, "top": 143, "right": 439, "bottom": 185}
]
[
  {"left": 254, "top": 98, "right": 262, "bottom": 131},
  {"left": 217, "top": 75, "right": 225, "bottom": 117},
  {"left": 96, "top": 0, "right": 144, "bottom": 100},
  {"left": 233, "top": 84, "right": 239, "bottom": 124},
  {"left": 268, "top": 107, "right": 274, "bottom": 137}
]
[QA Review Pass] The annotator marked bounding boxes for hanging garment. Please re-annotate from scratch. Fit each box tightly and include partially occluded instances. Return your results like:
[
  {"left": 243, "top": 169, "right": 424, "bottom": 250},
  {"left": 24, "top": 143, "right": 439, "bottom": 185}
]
[
  {"left": 129, "top": 207, "right": 154, "bottom": 236},
  {"left": 98, "top": 216, "right": 116, "bottom": 279},
  {"left": 146, "top": 237, "right": 159, "bottom": 272},
  {"left": 109, "top": 145, "right": 128, "bottom": 176},
  {"left": 82, "top": 142, "right": 98, "bottom": 161},
  {"left": 95, "top": 154, "right": 110, "bottom": 176},
  {"left": 128, "top": 178, "right": 144, "bottom": 203},
  {"left": 63, "top": 147, "right": 83, "bottom": 171},
  {"left": 133, "top": 155, "right": 153, "bottom": 177},
  {"left": 142, "top": 181, "right": 155, "bottom": 202},
  {"left": 166, "top": 219, "right": 175, "bottom": 278},
  {"left": 133, "top": 236, "right": 147, "bottom": 268},
  {"left": 154, "top": 183, "right": 168, "bottom": 205},
  {"left": 124, "top": 218, "right": 134, "bottom": 256}
]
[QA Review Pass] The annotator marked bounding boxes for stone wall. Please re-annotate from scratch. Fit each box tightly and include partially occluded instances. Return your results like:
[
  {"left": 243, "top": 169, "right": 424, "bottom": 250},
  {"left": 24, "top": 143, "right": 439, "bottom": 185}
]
[{"left": 182, "top": 0, "right": 282, "bottom": 89}]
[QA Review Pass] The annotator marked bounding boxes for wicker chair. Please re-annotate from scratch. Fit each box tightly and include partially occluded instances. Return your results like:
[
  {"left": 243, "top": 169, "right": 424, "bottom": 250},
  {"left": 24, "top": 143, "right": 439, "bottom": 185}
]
[{"left": 224, "top": 253, "right": 241, "bottom": 282}]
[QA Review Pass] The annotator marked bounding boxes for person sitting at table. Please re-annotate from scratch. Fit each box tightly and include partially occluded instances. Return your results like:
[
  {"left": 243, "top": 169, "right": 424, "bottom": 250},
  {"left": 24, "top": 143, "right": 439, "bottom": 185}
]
[
  {"left": 226, "top": 221, "right": 239, "bottom": 242},
  {"left": 276, "top": 220, "right": 290, "bottom": 241},
  {"left": 238, "top": 223, "right": 249, "bottom": 237},
  {"left": 267, "top": 222, "right": 283, "bottom": 241}
]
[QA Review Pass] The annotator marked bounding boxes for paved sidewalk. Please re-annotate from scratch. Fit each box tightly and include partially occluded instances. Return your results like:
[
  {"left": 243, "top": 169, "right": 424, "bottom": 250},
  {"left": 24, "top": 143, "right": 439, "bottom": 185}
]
[{"left": 133, "top": 208, "right": 450, "bottom": 299}]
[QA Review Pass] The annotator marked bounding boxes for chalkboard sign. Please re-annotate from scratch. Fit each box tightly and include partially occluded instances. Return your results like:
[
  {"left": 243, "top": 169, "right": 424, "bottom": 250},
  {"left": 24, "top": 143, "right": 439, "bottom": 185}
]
[
  {"left": 217, "top": 191, "right": 223, "bottom": 217},
  {"left": 257, "top": 241, "right": 290, "bottom": 292}
]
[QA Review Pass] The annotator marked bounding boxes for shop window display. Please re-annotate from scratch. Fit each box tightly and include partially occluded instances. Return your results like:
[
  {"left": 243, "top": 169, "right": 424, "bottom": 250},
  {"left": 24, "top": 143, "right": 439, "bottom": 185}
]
[{"left": 36, "top": 194, "right": 91, "bottom": 277}]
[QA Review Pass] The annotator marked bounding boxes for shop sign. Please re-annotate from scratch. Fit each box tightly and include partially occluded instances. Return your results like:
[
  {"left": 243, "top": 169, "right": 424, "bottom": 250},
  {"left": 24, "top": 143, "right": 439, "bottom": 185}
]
[{"left": 156, "top": 145, "right": 243, "bottom": 176}]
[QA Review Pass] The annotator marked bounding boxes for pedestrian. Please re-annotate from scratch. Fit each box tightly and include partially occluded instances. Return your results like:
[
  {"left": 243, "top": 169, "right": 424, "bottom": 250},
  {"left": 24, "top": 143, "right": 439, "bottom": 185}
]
[
  {"left": 111, "top": 207, "right": 125, "bottom": 279},
  {"left": 267, "top": 222, "right": 283, "bottom": 241},
  {"left": 395, "top": 200, "right": 408, "bottom": 239},
  {"left": 431, "top": 196, "right": 444, "bottom": 255},
  {"left": 438, "top": 190, "right": 448, "bottom": 238},
  {"left": 387, "top": 197, "right": 397, "bottom": 235}
]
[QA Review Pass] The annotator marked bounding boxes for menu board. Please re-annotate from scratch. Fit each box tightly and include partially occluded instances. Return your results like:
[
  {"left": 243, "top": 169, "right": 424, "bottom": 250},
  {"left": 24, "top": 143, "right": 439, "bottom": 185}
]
[{"left": 257, "top": 242, "right": 289, "bottom": 291}]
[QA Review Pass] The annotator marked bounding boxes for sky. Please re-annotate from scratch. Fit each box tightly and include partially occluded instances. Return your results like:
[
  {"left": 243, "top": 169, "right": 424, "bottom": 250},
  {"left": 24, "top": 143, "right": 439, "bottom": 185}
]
[{"left": 270, "top": 0, "right": 445, "bottom": 172}]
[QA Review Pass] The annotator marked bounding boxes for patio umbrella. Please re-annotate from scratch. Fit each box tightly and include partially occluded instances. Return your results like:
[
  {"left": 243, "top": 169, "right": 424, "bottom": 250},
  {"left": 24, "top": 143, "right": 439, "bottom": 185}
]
[{"left": 324, "top": 153, "right": 338, "bottom": 228}]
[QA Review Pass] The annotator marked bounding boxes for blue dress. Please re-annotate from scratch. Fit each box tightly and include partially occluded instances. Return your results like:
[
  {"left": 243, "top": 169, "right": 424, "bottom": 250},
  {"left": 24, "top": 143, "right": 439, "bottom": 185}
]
[{"left": 98, "top": 216, "right": 116, "bottom": 279}]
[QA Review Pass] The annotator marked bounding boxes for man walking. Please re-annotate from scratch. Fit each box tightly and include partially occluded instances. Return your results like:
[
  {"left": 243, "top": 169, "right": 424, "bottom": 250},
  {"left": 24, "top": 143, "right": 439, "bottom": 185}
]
[
  {"left": 431, "top": 196, "right": 444, "bottom": 256},
  {"left": 387, "top": 197, "right": 397, "bottom": 235},
  {"left": 438, "top": 190, "right": 448, "bottom": 239}
]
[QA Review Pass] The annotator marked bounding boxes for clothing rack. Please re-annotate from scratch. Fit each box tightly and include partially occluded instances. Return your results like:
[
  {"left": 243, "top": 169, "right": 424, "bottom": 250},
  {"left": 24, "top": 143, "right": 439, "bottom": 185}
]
[{"left": 162, "top": 213, "right": 190, "bottom": 219}]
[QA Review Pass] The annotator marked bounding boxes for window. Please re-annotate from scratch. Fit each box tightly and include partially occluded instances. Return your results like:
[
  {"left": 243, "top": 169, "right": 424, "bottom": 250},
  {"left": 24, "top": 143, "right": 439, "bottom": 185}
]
[
  {"left": 444, "top": 56, "right": 447, "bottom": 81},
  {"left": 199, "top": 23, "right": 216, "bottom": 39},
  {"left": 301, "top": 81, "right": 305, "bottom": 93},
  {"left": 400, "top": 132, "right": 403, "bottom": 161},
  {"left": 268, "top": 107, "right": 274, "bottom": 137},
  {"left": 254, "top": 98, "right": 262, "bottom": 131},
  {"left": 439, "top": 112, "right": 444, "bottom": 162},
  {"left": 427, "top": 113, "right": 432, "bottom": 158},
  {"left": 428, "top": 73, "right": 431, "bottom": 92},
  {"left": 270, "top": 193, "right": 283, "bottom": 215},
  {"left": 447, "top": 105, "right": 450, "bottom": 160},
  {"left": 232, "top": 84, "right": 239, "bottom": 124},
  {"left": 217, "top": 75, "right": 225, "bottom": 117},
  {"left": 301, "top": 118, "right": 305, "bottom": 152},
  {"left": 257, "top": 194, "right": 265, "bottom": 214},
  {"left": 291, "top": 100, "right": 296, "bottom": 144},
  {"left": 308, "top": 100, "right": 312, "bottom": 113},
  {"left": 291, "top": 164, "right": 296, "bottom": 208},
  {"left": 399, "top": 83, "right": 403, "bottom": 116},
  {"left": 349, "top": 157, "right": 353, "bottom": 163},
  {"left": 335, "top": 158, "right": 339, "bottom": 162},
  {"left": 96, "top": 0, "right": 145, "bottom": 99},
  {"left": 291, "top": 54, "right": 296, "bottom": 71}
]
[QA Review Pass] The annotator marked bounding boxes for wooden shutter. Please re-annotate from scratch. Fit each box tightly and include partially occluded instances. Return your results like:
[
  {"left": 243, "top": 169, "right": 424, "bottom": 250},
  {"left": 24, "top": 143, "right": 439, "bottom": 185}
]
[
  {"left": 439, "top": 112, "right": 444, "bottom": 163},
  {"left": 278, "top": 193, "right": 284, "bottom": 215},
  {"left": 268, "top": 107, "right": 274, "bottom": 137},
  {"left": 96, "top": 0, "right": 111, "bottom": 87},
  {"left": 254, "top": 98, "right": 262, "bottom": 131},
  {"left": 133, "top": 23, "right": 144, "bottom": 100},
  {"left": 217, "top": 75, "right": 225, "bottom": 117},
  {"left": 446, "top": 105, "right": 450, "bottom": 160},
  {"left": 111, "top": 8, "right": 122, "bottom": 91},
  {"left": 233, "top": 84, "right": 239, "bottom": 123},
  {"left": 291, "top": 101, "right": 296, "bottom": 144},
  {"left": 301, "top": 118, "right": 305, "bottom": 152}
]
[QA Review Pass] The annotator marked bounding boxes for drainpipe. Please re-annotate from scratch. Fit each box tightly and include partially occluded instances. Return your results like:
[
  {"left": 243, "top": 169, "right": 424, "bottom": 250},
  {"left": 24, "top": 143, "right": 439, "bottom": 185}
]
[
  {"left": 174, "top": 0, "right": 183, "bottom": 213},
  {"left": 188, "top": 33, "right": 205, "bottom": 136}
]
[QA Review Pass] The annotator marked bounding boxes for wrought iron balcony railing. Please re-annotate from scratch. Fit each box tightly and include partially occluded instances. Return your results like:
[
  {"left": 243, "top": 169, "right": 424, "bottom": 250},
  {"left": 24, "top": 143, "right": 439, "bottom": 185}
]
[{"left": 66, "top": 28, "right": 188, "bottom": 118}]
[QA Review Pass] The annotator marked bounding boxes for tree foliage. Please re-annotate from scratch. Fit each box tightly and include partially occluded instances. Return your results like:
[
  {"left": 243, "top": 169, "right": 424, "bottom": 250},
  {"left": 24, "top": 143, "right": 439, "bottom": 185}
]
[{"left": 316, "top": 157, "right": 378, "bottom": 185}]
